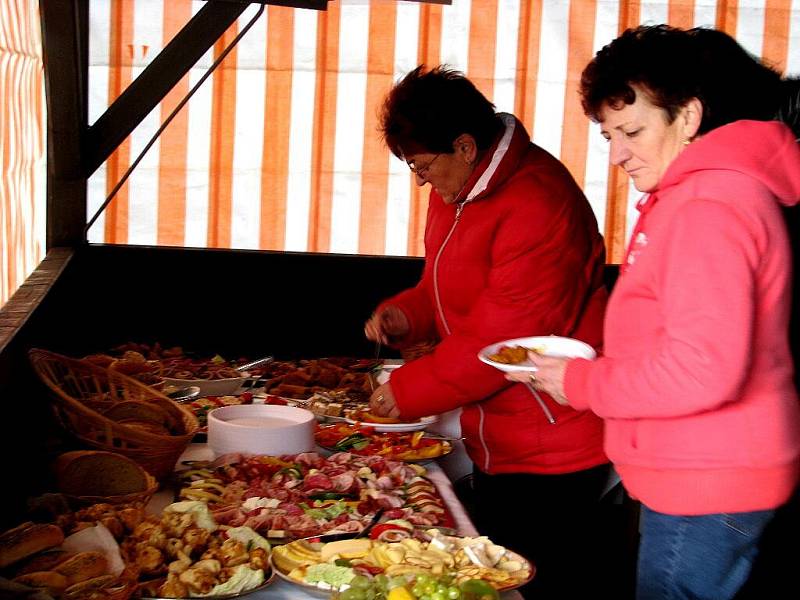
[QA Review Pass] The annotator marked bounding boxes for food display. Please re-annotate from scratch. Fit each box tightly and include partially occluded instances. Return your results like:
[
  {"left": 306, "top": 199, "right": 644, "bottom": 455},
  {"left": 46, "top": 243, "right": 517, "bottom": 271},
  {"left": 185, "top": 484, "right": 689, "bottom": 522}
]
[
  {"left": 1, "top": 498, "right": 274, "bottom": 600},
  {"left": 271, "top": 530, "right": 532, "bottom": 595},
  {"left": 174, "top": 452, "right": 453, "bottom": 541},
  {"left": 0, "top": 504, "right": 143, "bottom": 600},
  {"left": 84, "top": 343, "right": 248, "bottom": 388},
  {"left": 258, "top": 358, "right": 378, "bottom": 411},
  {"left": 315, "top": 424, "right": 453, "bottom": 462},
  {"left": 123, "top": 501, "right": 271, "bottom": 598}
]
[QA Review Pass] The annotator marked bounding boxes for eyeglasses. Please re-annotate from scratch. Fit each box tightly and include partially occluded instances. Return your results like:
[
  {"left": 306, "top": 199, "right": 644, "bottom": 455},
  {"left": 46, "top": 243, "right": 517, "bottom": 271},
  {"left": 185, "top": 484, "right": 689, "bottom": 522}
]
[{"left": 407, "top": 153, "right": 441, "bottom": 178}]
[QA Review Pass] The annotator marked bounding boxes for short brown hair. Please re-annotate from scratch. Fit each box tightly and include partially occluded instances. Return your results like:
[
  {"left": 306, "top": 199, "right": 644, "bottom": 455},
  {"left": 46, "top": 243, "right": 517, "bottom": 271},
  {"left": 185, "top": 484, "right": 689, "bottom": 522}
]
[{"left": 380, "top": 65, "right": 501, "bottom": 158}]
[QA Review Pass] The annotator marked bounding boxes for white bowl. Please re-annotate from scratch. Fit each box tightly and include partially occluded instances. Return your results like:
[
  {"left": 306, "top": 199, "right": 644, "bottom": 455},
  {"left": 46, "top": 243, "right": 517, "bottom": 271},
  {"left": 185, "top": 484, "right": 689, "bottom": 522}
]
[{"left": 207, "top": 404, "right": 316, "bottom": 457}]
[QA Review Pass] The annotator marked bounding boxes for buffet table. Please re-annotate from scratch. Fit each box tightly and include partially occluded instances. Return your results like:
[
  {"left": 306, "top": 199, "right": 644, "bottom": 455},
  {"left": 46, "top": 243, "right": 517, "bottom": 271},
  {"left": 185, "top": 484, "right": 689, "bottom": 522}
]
[{"left": 152, "top": 444, "right": 524, "bottom": 600}]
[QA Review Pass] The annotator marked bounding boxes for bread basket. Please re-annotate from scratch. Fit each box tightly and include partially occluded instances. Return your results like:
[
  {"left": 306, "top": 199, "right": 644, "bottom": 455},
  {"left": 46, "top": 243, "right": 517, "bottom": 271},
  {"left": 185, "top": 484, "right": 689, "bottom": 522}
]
[
  {"left": 29, "top": 349, "right": 199, "bottom": 482},
  {"left": 54, "top": 450, "right": 159, "bottom": 507}
]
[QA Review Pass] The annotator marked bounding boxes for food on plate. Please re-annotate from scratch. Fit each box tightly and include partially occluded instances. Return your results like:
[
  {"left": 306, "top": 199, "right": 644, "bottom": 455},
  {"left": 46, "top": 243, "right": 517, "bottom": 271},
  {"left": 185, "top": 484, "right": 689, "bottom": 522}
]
[
  {"left": 174, "top": 452, "right": 453, "bottom": 541},
  {"left": 274, "top": 530, "right": 531, "bottom": 594},
  {"left": 54, "top": 501, "right": 148, "bottom": 542},
  {"left": 186, "top": 393, "right": 254, "bottom": 435},
  {"left": 0, "top": 521, "right": 65, "bottom": 568},
  {"left": 12, "top": 570, "right": 70, "bottom": 596},
  {"left": 347, "top": 410, "right": 406, "bottom": 425},
  {"left": 316, "top": 424, "right": 452, "bottom": 462},
  {"left": 261, "top": 358, "right": 376, "bottom": 405},
  {"left": 4, "top": 539, "right": 120, "bottom": 600},
  {"left": 52, "top": 551, "right": 109, "bottom": 585},
  {"left": 486, "top": 345, "right": 542, "bottom": 365},
  {"left": 120, "top": 500, "right": 270, "bottom": 597},
  {"left": 332, "top": 572, "right": 502, "bottom": 600}
]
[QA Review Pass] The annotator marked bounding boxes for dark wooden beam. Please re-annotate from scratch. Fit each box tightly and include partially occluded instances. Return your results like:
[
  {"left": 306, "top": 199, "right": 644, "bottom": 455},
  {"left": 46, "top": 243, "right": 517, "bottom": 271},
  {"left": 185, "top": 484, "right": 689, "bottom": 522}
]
[
  {"left": 82, "top": 1, "right": 255, "bottom": 175},
  {"left": 40, "top": 0, "right": 89, "bottom": 248}
]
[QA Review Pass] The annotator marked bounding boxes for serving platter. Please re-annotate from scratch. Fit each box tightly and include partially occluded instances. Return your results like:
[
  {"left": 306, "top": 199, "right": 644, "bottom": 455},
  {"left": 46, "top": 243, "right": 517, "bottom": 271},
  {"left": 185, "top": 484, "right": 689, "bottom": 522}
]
[
  {"left": 315, "top": 423, "right": 453, "bottom": 463},
  {"left": 174, "top": 452, "right": 455, "bottom": 541},
  {"left": 478, "top": 335, "right": 596, "bottom": 373},
  {"left": 269, "top": 535, "right": 534, "bottom": 595},
  {"left": 138, "top": 568, "right": 275, "bottom": 600}
]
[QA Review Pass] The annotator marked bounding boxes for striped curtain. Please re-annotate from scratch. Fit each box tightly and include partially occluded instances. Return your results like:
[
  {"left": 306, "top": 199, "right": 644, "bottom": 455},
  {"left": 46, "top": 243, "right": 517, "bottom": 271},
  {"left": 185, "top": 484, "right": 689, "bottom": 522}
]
[
  {"left": 0, "top": 0, "right": 45, "bottom": 308},
  {"left": 3, "top": 2, "right": 799, "bottom": 306},
  {"left": 86, "top": 0, "right": 800, "bottom": 262}
]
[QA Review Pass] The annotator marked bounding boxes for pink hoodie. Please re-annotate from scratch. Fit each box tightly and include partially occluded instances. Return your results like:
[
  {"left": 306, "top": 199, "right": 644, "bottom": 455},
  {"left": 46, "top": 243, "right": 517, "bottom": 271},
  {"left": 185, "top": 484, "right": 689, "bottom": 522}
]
[{"left": 566, "top": 120, "right": 800, "bottom": 515}]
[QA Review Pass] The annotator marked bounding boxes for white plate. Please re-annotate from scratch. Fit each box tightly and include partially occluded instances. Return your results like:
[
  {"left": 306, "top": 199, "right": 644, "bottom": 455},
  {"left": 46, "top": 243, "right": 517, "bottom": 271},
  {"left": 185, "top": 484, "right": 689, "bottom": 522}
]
[
  {"left": 478, "top": 335, "right": 596, "bottom": 373},
  {"left": 344, "top": 414, "right": 438, "bottom": 432}
]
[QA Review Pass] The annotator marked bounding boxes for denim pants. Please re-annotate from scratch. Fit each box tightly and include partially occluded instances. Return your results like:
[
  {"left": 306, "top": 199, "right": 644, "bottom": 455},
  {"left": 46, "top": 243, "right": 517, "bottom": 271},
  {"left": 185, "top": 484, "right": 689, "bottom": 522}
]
[{"left": 637, "top": 505, "right": 776, "bottom": 600}]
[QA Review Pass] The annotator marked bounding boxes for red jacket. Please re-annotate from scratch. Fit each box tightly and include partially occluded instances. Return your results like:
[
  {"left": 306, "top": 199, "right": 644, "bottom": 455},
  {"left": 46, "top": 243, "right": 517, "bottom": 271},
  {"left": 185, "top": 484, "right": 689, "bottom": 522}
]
[
  {"left": 566, "top": 121, "right": 800, "bottom": 513},
  {"left": 385, "top": 114, "right": 608, "bottom": 474}
]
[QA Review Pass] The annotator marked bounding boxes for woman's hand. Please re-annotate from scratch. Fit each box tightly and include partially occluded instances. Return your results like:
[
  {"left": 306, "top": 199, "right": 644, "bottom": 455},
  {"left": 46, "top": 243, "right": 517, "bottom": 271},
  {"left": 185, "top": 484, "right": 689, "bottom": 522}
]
[
  {"left": 369, "top": 383, "right": 401, "bottom": 418},
  {"left": 505, "top": 351, "right": 571, "bottom": 406},
  {"left": 364, "top": 306, "right": 409, "bottom": 345}
]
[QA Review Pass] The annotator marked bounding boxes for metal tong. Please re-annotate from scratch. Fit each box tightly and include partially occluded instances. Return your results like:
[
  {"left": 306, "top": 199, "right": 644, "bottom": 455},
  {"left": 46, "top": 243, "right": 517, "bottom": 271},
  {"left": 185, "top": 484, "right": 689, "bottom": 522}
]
[
  {"left": 525, "top": 381, "right": 556, "bottom": 425},
  {"left": 236, "top": 355, "right": 274, "bottom": 372}
]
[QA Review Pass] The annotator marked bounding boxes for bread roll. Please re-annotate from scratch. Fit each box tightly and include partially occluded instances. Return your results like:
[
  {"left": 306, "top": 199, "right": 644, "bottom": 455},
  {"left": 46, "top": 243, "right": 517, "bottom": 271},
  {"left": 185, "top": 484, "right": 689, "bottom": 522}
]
[
  {"left": 62, "top": 574, "right": 116, "bottom": 600},
  {"left": 54, "top": 550, "right": 108, "bottom": 585},
  {"left": 54, "top": 450, "right": 153, "bottom": 497},
  {"left": 15, "top": 549, "right": 75, "bottom": 575},
  {"left": 13, "top": 570, "right": 69, "bottom": 596},
  {"left": 0, "top": 522, "right": 65, "bottom": 568}
]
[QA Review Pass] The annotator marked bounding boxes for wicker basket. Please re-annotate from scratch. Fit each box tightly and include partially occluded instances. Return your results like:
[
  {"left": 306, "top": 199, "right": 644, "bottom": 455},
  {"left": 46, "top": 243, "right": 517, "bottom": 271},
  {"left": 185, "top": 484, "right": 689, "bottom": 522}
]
[{"left": 29, "top": 349, "right": 199, "bottom": 482}]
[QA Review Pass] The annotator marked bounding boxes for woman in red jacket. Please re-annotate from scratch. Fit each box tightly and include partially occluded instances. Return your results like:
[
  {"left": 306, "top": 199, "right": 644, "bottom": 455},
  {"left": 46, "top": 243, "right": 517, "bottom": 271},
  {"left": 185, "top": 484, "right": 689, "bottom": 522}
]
[
  {"left": 364, "top": 65, "right": 611, "bottom": 598},
  {"left": 508, "top": 26, "right": 800, "bottom": 600}
]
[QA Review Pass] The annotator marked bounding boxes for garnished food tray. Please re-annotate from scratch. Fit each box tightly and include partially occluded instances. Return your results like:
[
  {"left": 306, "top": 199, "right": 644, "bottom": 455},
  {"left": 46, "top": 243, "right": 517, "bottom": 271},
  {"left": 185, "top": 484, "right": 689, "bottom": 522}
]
[
  {"left": 174, "top": 452, "right": 456, "bottom": 542},
  {"left": 315, "top": 423, "right": 453, "bottom": 463}
]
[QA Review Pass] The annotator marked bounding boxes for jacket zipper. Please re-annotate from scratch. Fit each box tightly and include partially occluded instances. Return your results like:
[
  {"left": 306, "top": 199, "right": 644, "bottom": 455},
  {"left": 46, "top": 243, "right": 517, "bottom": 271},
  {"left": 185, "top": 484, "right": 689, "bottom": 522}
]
[{"left": 432, "top": 201, "right": 492, "bottom": 472}]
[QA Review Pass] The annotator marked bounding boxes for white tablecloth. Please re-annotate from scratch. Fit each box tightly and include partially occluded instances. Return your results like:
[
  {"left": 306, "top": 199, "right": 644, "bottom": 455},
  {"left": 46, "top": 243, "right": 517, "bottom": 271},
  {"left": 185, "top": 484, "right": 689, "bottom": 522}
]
[{"left": 151, "top": 444, "right": 523, "bottom": 599}]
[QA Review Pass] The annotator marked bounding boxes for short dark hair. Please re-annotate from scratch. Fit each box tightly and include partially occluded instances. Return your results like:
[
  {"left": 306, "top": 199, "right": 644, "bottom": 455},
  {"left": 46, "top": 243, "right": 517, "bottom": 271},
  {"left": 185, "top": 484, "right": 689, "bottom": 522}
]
[
  {"left": 580, "top": 25, "right": 785, "bottom": 135},
  {"left": 380, "top": 65, "right": 502, "bottom": 159}
]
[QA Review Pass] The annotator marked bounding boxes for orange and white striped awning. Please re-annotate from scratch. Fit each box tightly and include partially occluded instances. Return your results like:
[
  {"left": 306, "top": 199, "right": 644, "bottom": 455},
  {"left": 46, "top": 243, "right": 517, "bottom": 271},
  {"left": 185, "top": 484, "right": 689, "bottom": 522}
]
[
  {"left": 2, "top": 1, "right": 800, "bottom": 307},
  {"left": 87, "top": 0, "right": 800, "bottom": 263}
]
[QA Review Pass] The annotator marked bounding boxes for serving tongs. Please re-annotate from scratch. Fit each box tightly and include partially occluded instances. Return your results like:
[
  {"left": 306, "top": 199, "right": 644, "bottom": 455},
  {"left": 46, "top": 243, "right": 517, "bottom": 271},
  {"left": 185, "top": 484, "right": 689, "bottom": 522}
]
[{"left": 236, "top": 355, "right": 274, "bottom": 373}]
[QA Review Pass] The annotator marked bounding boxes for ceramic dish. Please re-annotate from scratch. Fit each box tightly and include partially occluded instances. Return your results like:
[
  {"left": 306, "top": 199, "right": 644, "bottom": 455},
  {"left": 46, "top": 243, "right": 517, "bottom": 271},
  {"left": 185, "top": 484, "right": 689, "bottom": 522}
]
[
  {"left": 207, "top": 404, "right": 316, "bottom": 457},
  {"left": 478, "top": 335, "right": 596, "bottom": 373},
  {"left": 343, "top": 414, "right": 438, "bottom": 432}
]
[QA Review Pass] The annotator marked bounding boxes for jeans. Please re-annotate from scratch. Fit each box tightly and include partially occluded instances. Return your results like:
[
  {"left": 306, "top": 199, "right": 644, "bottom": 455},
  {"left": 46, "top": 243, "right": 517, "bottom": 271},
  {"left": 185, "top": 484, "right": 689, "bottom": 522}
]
[{"left": 637, "top": 505, "right": 776, "bottom": 600}]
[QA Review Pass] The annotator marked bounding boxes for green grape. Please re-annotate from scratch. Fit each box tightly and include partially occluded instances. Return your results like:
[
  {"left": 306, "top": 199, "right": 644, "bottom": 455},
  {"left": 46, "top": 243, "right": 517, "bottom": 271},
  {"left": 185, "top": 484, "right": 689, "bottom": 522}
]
[
  {"left": 446, "top": 586, "right": 461, "bottom": 599},
  {"left": 423, "top": 582, "right": 437, "bottom": 595},
  {"left": 412, "top": 584, "right": 425, "bottom": 597},
  {"left": 388, "top": 576, "right": 409, "bottom": 590},
  {"left": 416, "top": 574, "right": 431, "bottom": 586},
  {"left": 375, "top": 574, "right": 389, "bottom": 590},
  {"left": 430, "top": 592, "right": 446, "bottom": 600},
  {"left": 351, "top": 576, "right": 371, "bottom": 589},
  {"left": 338, "top": 588, "right": 367, "bottom": 600},
  {"left": 435, "top": 584, "right": 448, "bottom": 595},
  {"left": 419, "top": 596, "right": 432, "bottom": 600}
]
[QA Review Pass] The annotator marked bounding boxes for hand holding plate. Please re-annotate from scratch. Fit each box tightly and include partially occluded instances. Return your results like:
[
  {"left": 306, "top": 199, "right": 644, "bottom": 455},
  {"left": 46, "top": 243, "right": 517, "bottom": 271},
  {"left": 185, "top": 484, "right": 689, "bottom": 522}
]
[{"left": 523, "top": 352, "right": 570, "bottom": 406}]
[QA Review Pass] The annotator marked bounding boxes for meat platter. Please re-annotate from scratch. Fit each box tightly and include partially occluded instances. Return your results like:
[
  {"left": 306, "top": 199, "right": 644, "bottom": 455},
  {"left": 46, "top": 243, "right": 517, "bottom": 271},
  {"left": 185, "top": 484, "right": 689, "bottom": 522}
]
[{"left": 174, "top": 452, "right": 455, "bottom": 542}]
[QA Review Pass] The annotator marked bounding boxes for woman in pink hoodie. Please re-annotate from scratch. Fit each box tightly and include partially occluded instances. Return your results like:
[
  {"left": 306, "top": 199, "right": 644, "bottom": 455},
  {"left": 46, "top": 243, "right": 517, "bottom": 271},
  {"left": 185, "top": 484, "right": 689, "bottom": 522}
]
[{"left": 508, "top": 25, "right": 800, "bottom": 600}]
